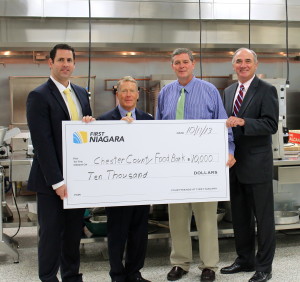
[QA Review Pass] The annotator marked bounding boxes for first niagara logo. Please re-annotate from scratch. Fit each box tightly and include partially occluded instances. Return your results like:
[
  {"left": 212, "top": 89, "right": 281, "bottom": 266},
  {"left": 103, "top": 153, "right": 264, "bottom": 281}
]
[
  {"left": 72, "top": 131, "right": 125, "bottom": 144},
  {"left": 89, "top": 131, "right": 125, "bottom": 143},
  {"left": 73, "top": 131, "right": 88, "bottom": 144}
]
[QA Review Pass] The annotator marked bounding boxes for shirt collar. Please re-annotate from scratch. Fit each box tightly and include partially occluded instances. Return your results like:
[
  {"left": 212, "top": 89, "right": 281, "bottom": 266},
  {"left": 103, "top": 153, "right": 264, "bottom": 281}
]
[
  {"left": 118, "top": 105, "right": 136, "bottom": 118},
  {"left": 176, "top": 76, "right": 196, "bottom": 93},
  {"left": 238, "top": 75, "right": 255, "bottom": 91},
  {"left": 50, "top": 76, "right": 71, "bottom": 93}
]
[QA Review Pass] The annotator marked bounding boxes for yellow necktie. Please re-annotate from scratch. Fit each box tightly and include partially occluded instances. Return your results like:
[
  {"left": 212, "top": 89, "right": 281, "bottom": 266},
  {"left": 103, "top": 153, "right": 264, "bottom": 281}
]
[
  {"left": 126, "top": 112, "right": 132, "bottom": 117},
  {"left": 63, "top": 88, "right": 79, "bottom": 121},
  {"left": 176, "top": 88, "right": 185, "bottom": 120}
]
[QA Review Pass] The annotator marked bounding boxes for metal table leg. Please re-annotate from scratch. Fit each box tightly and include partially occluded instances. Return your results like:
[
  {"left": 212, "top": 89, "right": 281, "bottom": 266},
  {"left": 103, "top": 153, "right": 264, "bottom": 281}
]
[
  {"left": 0, "top": 233, "right": 19, "bottom": 263},
  {"left": 1, "top": 167, "right": 19, "bottom": 263}
]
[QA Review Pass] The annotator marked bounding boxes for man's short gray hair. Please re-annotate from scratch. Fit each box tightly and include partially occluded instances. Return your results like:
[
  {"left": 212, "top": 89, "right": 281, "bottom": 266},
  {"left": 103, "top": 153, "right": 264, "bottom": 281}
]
[
  {"left": 172, "top": 48, "right": 194, "bottom": 63},
  {"left": 117, "top": 76, "right": 138, "bottom": 92},
  {"left": 232, "top": 48, "right": 258, "bottom": 64}
]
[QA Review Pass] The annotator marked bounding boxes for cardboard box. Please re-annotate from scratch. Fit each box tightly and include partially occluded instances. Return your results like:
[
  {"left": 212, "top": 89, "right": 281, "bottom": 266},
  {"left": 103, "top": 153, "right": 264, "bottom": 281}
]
[{"left": 289, "top": 130, "right": 300, "bottom": 144}]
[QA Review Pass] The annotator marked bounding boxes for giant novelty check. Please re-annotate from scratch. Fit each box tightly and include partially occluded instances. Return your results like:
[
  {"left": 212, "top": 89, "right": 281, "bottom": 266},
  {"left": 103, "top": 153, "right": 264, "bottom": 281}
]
[{"left": 62, "top": 120, "right": 230, "bottom": 208}]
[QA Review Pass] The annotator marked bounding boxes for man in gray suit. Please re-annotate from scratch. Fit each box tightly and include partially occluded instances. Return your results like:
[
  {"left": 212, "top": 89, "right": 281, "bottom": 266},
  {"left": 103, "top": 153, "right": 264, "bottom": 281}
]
[{"left": 220, "top": 48, "right": 278, "bottom": 282}]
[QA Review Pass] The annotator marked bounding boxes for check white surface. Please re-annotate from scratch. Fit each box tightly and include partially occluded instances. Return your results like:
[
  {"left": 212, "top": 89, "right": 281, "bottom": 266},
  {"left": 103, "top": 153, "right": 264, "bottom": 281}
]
[{"left": 62, "top": 120, "right": 229, "bottom": 208}]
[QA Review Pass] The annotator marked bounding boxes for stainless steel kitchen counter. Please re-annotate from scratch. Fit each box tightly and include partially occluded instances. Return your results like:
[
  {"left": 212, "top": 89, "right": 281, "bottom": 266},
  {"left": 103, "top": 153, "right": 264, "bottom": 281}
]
[
  {"left": 0, "top": 152, "right": 32, "bottom": 166},
  {"left": 274, "top": 156, "right": 300, "bottom": 166},
  {"left": 0, "top": 153, "right": 32, "bottom": 182},
  {"left": 273, "top": 155, "right": 300, "bottom": 184}
]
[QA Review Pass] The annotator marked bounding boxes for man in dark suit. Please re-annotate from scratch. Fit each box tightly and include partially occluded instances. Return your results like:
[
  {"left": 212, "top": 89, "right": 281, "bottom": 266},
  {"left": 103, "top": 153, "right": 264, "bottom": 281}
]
[
  {"left": 220, "top": 48, "right": 278, "bottom": 282},
  {"left": 26, "top": 44, "right": 92, "bottom": 282},
  {"left": 84, "top": 76, "right": 152, "bottom": 282}
]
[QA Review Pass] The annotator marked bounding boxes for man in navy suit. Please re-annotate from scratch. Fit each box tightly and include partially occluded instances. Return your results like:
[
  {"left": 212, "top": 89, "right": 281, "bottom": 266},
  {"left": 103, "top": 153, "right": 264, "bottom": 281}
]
[
  {"left": 26, "top": 44, "right": 92, "bottom": 282},
  {"left": 84, "top": 76, "right": 152, "bottom": 282},
  {"left": 221, "top": 48, "right": 278, "bottom": 282},
  {"left": 100, "top": 76, "right": 152, "bottom": 282}
]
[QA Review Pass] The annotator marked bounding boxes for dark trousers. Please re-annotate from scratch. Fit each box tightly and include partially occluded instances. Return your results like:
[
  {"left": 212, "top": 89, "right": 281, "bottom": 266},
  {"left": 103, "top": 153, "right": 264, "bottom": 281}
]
[
  {"left": 106, "top": 205, "right": 150, "bottom": 282},
  {"left": 37, "top": 193, "right": 84, "bottom": 282},
  {"left": 230, "top": 174, "right": 276, "bottom": 273}
]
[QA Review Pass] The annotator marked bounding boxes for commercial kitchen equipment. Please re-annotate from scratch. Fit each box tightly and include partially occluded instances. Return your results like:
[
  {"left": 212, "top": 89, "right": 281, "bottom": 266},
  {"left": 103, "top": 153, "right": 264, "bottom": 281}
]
[
  {"left": 0, "top": 127, "right": 32, "bottom": 223},
  {"left": 0, "top": 127, "right": 14, "bottom": 222},
  {"left": 0, "top": 126, "right": 9, "bottom": 159},
  {"left": 264, "top": 78, "right": 288, "bottom": 160},
  {"left": 274, "top": 211, "right": 299, "bottom": 225},
  {"left": 0, "top": 166, "right": 19, "bottom": 263}
]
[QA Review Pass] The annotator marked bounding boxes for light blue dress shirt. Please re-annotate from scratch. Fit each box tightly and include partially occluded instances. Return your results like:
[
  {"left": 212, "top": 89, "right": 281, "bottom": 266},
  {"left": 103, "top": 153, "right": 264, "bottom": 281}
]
[
  {"left": 118, "top": 105, "right": 136, "bottom": 120},
  {"left": 156, "top": 77, "right": 235, "bottom": 154}
]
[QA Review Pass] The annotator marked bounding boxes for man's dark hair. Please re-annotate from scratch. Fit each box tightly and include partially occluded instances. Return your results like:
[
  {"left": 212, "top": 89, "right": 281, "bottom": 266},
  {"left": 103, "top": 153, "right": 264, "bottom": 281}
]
[{"left": 49, "top": 44, "right": 75, "bottom": 61}]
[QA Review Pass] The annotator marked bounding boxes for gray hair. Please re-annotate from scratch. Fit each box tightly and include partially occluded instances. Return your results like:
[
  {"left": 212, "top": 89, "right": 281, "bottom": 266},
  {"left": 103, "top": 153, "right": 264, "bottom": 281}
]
[
  {"left": 232, "top": 48, "right": 258, "bottom": 64},
  {"left": 171, "top": 48, "right": 194, "bottom": 63},
  {"left": 117, "top": 76, "right": 138, "bottom": 92}
]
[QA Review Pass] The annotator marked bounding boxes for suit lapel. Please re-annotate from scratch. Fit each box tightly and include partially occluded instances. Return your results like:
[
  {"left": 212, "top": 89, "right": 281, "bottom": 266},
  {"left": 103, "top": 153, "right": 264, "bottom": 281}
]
[
  {"left": 135, "top": 108, "right": 142, "bottom": 120},
  {"left": 111, "top": 107, "right": 122, "bottom": 120},
  {"left": 225, "top": 83, "right": 238, "bottom": 116},
  {"left": 238, "top": 76, "right": 259, "bottom": 117},
  {"left": 47, "top": 79, "right": 70, "bottom": 119}
]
